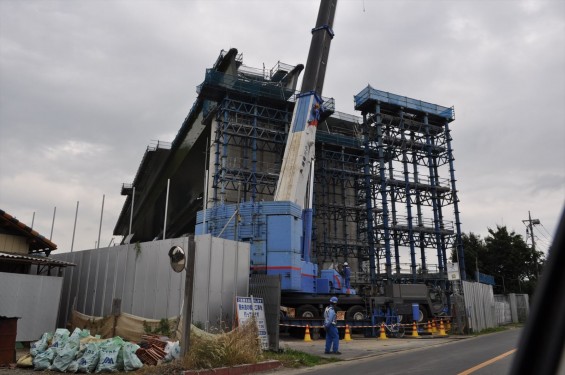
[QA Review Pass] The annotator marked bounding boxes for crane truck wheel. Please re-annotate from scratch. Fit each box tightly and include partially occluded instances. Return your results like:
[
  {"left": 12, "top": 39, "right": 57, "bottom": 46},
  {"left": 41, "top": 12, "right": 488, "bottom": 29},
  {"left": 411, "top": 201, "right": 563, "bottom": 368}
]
[
  {"left": 296, "top": 304, "right": 319, "bottom": 318},
  {"left": 398, "top": 305, "right": 429, "bottom": 324},
  {"left": 346, "top": 305, "right": 366, "bottom": 335},
  {"left": 346, "top": 305, "right": 366, "bottom": 321},
  {"left": 418, "top": 305, "right": 430, "bottom": 323},
  {"left": 289, "top": 305, "right": 320, "bottom": 339}
]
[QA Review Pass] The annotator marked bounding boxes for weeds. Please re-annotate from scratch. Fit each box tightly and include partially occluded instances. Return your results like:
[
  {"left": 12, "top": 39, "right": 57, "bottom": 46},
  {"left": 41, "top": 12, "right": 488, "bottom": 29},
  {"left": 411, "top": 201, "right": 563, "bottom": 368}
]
[
  {"left": 182, "top": 319, "right": 261, "bottom": 370},
  {"left": 262, "top": 348, "right": 340, "bottom": 368},
  {"left": 138, "top": 321, "right": 335, "bottom": 374}
]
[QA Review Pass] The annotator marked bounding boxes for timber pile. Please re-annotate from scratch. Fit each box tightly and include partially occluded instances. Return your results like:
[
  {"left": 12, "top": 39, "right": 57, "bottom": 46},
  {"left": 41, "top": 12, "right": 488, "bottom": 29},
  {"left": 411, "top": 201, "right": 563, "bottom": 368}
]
[{"left": 136, "top": 334, "right": 169, "bottom": 366}]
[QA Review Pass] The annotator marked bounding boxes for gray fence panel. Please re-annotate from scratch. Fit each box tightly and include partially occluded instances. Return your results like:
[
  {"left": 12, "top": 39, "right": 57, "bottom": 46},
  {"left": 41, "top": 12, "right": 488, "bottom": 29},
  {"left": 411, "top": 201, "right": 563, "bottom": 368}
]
[
  {"left": 111, "top": 247, "right": 126, "bottom": 310},
  {"left": 133, "top": 245, "right": 154, "bottom": 317},
  {"left": 152, "top": 241, "right": 174, "bottom": 318},
  {"left": 99, "top": 248, "right": 114, "bottom": 316},
  {"left": 509, "top": 293, "right": 518, "bottom": 323},
  {"left": 121, "top": 245, "right": 137, "bottom": 313},
  {"left": 56, "top": 252, "right": 72, "bottom": 326},
  {"left": 515, "top": 294, "right": 530, "bottom": 322},
  {"left": 463, "top": 281, "right": 496, "bottom": 332},
  {"left": 250, "top": 275, "right": 281, "bottom": 351},
  {"left": 191, "top": 235, "right": 250, "bottom": 331},
  {"left": 494, "top": 295, "right": 512, "bottom": 325},
  {"left": 193, "top": 235, "right": 211, "bottom": 328},
  {"left": 77, "top": 251, "right": 90, "bottom": 313},
  {"left": 238, "top": 242, "right": 250, "bottom": 294},
  {"left": 67, "top": 252, "right": 79, "bottom": 322},
  {"left": 93, "top": 247, "right": 109, "bottom": 316},
  {"left": 209, "top": 240, "right": 225, "bottom": 328},
  {"left": 0, "top": 273, "right": 63, "bottom": 341},
  {"left": 221, "top": 240, "right": 237, "bottom": 326},
  {"left": 54, "top": 236, "right": 249, "bottom": 332}
]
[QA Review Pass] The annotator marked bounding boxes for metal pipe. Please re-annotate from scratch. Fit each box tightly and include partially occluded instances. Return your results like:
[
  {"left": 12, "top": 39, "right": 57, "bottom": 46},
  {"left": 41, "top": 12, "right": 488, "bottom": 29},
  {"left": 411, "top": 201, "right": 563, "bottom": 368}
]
[
  {"left": 375, "top": 103, "right": 392, "bottom": 281},
  {"left": 444, "top": 121, "right": 466, "bottom": 280},
  {"left": 362, "top": 111, "right": 377, "bottom": 284},
  {"left": 97, "top": 195, "right": 105, "bottom": 249},
  {"left": 129, "top": 187, "right": 135, "bottom": 237},
  {"left": 71, "top": 201, "right": 79, "bottom": 252},
  {"left": 164, "top": 179, "right": 170, "bottom": 240},
  {"left": 50, "top": 206, "right": 56, "bottom": 240},
  {"left": 203, "top": 138, "right": 209, "bottom": 234}
]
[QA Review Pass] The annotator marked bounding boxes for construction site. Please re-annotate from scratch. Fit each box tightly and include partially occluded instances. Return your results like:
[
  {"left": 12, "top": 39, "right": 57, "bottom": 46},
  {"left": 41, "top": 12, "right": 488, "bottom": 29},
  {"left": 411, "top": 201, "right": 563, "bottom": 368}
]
[
  {"left": 3, "top": 3, "right": 545, "bottom": 373},
  {"left": 112, "top": 0, "right": 466, "bottom": 331},
  {"left": 114, "top": 54, "right": 464, "bottom": 277}
]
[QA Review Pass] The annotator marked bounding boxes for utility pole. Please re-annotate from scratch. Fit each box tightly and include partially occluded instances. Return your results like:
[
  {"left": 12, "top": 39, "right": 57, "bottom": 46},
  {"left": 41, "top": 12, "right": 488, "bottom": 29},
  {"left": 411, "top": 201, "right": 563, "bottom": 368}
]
[{"left": 522, "top": 211, "right": 541, "bottom": 279}]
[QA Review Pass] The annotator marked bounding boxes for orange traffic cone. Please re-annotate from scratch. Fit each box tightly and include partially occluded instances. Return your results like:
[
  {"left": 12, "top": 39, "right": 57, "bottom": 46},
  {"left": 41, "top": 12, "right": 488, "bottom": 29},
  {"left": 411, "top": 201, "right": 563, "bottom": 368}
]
[
  {"left": 432, "top": 319, "right": 438, "bottom": 333},
  {"left": 439, "top": 320, "right": 448, "bottom": 336},
  {"left": 304, "top": 324, "right": 312, "bottom": 342},
  {"left": 427, "top": 321, "right": 432, "bottom": 334},
  {"left": 412, "top": 321, "right": 419, "bottom": 337},
  {"left": 344, "top": 324, "right": 352, "bottom": 342},
  {"left": 378, "top": 323, "right": 388, "bottom": 340},
  {"left": 446, "top": 319, "right": 451, "bottom": 332}
]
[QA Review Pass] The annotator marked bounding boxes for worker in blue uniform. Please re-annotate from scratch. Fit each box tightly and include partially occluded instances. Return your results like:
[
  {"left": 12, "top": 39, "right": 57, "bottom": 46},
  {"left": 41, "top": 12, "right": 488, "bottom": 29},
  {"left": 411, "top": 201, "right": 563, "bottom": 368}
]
[
  {"left": 343, "top": 262, "right": 351, "bottom": 289},
  {"left": 323, "top": 296, "right": 341, "bottom": 354}
]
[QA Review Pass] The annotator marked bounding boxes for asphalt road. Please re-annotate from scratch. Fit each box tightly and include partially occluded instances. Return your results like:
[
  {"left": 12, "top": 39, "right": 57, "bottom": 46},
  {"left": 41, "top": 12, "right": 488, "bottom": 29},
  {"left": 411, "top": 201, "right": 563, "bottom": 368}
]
[{"left": 274, "top": 328, "right": 522, "bottom": 375}]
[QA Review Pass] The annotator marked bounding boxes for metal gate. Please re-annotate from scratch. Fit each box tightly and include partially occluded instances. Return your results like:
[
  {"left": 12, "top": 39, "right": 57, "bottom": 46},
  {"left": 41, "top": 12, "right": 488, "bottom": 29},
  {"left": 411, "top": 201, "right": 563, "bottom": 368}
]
[{"left": 250, "top": 274, "right": 281, "bottom": 351}]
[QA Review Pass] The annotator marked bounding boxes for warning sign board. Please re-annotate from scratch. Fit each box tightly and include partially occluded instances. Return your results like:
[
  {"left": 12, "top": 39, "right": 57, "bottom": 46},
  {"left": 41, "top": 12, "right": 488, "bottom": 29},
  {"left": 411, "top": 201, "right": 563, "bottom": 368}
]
[
  {"left": 447, "top": 262, "right": 460, "bottom": 281},
  {"left": 236, "top": 296, "right": 268, "bottom": 350}
]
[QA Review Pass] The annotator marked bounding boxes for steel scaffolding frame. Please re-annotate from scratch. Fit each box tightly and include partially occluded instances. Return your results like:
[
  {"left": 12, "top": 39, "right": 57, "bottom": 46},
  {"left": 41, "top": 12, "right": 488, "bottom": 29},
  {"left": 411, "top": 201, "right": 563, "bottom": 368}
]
[
  {"left": 202, "top": 69, "right": 465, "bottom": 286},
  {"left": 212, "top": 97, "right": 291, "bottom": 204},
  {"left": 354, "top": 85, "right": 464, "bottom": 285}
]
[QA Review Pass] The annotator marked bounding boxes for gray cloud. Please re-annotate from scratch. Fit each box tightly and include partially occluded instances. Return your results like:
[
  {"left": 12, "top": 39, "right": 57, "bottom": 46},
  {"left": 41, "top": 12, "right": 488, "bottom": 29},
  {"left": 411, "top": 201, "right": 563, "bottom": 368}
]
[{"left": 1, "top": 0, "right": 563, "bottom": 253}]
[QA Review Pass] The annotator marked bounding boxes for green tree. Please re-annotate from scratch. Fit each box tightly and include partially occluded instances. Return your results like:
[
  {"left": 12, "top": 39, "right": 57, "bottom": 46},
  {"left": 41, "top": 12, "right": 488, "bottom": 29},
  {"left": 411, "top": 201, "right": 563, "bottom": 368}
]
[
  {"left": 453, "top": 226, "right": 544, "bottom": 295},
  {"left": 451, "top": 232, "right": 486, "bottom": 281},
  {"left": 484, "top": 226, "right": 544, "bottom": 295}
]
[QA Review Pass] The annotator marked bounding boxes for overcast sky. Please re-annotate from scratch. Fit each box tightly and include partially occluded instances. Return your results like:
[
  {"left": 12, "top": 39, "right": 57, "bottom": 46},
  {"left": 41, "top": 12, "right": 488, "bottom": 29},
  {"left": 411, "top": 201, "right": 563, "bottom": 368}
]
[{"left": 1, "top": 0, "right": 563, "bottom": 255}]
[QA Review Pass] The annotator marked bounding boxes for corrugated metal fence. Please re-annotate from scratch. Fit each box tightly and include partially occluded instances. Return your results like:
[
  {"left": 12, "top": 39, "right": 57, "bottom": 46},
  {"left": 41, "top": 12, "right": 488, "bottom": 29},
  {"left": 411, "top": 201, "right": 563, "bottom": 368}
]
[
  {"left": 54, "top": 235, "right": 250, "bottom": 332},
  {"left": 494, "top": 293, "right": 530, "bottom": 325},
  {"left": 0, "top": 273, "right": 63, "bottom": 341},
  {"left": 494, "top": 294, "right": 512, "bottom": 325},
  {"left": 463, "top": 281, "right": 530, "bottom": 332},
  {"left": 250, "top": 274, "right": 281, "bottom": 351},
  {"left": 463, "top": 281, "right": 496, "bottom": 332}
]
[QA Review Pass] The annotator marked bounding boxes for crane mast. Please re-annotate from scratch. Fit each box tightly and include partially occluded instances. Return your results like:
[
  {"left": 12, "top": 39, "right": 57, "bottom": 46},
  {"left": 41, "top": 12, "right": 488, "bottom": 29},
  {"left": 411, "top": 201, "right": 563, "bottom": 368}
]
[{"left": 274, "top": 0, "right": 337, "bottom": 208}]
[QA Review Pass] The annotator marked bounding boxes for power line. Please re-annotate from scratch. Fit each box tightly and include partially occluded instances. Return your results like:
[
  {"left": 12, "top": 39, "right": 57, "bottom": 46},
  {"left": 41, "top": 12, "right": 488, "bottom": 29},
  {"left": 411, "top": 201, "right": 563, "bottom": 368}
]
[
  {"left": 533, "top": 235, "right": 550, "bottom": 252},
  {"left": 539, "top": 223, "right": 554, "bottom": 241},
  {"left": 533, "top": 226, "right": 551, "bottom": 243}
]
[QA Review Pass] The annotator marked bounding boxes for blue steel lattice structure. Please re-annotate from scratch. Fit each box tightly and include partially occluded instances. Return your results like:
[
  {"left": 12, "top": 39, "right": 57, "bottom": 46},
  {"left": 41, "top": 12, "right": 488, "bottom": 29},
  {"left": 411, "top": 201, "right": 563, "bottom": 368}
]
[{"left": 354, "top": 85, "right": 466, "bottom": 284}]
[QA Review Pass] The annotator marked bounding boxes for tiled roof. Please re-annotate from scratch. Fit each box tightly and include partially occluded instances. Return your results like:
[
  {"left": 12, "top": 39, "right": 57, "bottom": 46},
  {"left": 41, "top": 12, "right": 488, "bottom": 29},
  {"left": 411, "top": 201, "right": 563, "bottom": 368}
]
[{"left": 0, "top": 209, "right": 57, "bottom": 252}]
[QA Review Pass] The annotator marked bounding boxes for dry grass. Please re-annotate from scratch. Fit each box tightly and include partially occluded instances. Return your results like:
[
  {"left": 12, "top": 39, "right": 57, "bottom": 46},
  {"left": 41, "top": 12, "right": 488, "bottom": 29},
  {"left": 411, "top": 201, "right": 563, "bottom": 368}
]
[
  {"left": 181, "top": 320, "right": 262, "bottom": 370},
  {"left": 137, "top": 322, "right": 262, "bottom": 374}
]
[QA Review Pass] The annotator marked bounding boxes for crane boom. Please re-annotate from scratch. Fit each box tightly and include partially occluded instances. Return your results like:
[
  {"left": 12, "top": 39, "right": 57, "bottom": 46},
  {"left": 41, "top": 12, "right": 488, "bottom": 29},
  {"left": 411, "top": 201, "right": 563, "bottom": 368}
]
[{"left": 274, "top": 0, "right": 337, "bottom": 207}]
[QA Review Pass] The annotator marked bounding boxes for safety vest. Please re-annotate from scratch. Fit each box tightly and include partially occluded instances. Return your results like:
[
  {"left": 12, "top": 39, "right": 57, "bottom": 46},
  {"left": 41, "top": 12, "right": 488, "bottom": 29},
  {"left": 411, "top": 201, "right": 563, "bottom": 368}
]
[{"left": 324, "top": 306, "right": 335, "bottom": 327}]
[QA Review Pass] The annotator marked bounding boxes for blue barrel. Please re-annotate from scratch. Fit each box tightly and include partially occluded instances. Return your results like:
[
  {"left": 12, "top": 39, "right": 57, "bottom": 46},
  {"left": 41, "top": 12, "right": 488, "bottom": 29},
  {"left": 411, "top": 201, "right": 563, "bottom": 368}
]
[{"left": 412, "top": 304, "right": 420, "bottom": 322}]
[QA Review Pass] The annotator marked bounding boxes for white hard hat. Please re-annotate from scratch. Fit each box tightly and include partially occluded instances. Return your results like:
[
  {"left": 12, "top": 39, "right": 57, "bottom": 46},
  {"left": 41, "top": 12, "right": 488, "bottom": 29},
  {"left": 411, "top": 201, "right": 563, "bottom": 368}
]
[{"left": 343, "top": 262, "right": 348, "bottom": 266}]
